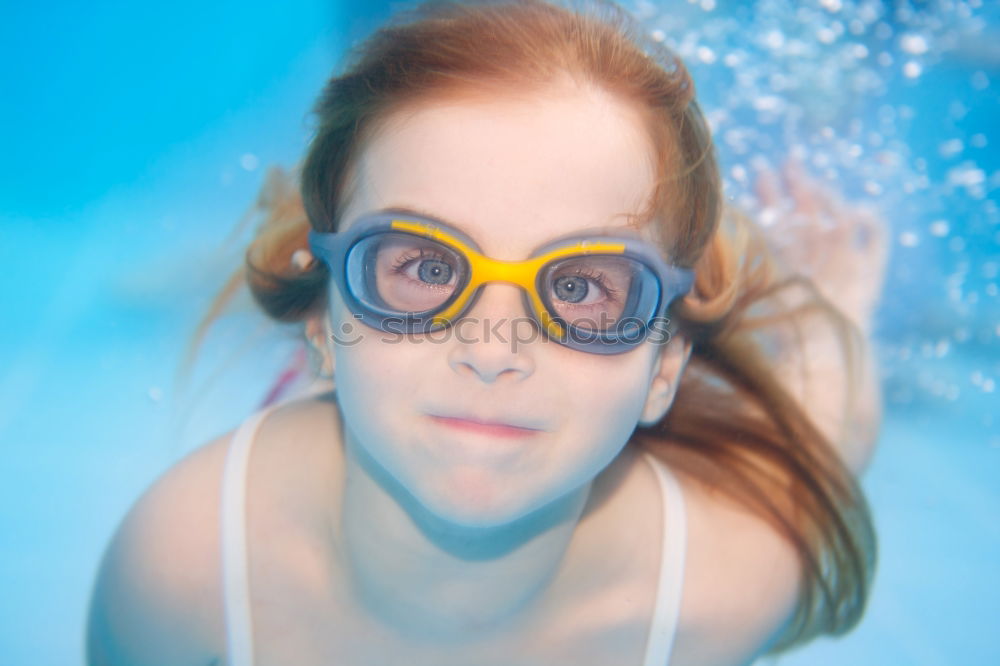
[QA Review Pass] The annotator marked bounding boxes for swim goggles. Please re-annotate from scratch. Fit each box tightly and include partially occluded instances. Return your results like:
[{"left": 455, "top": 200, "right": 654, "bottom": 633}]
[{"left": 309, "top": 210, "right": 694, "bottom": 354}]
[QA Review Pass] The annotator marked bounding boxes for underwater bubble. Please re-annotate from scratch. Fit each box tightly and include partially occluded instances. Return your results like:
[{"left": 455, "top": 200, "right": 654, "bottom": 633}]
[
  {"left": 971, "top": 71, "right": 990, "bottom": 90},
  {"left": 984, "top": 379, "right": 996, "bottom": 394},
  {"left": 696, "top": 45, "right": 717, "bottom": 63},
  {"left": 817, "top": 27, "right": 837, "bottom": 44},
  {"left": 148, "top": 386, "right": 163, "bottom": 402},
  {"left": 929, "top": 220, "right": 950, "bottom": 236},
  {"left": 857, "top": 2, "right": 881, "bottom": 24},
  {"left": 899, "top": 231, "right": 920, "bottom": 247},
  {"left": 986, "top": 284, "right": 998, "bottom": 297},
  {"left": 763, "top": 29, "right": 785, "bottom": 50},
  {"left": 900, "top": 33, "right": 930, "bottom": 55},
  {"left": 875, "top": 22, "right": 893, "bottom": 40},
  {"left": 730, "top": 164, "right": 748, "bottom": 183},
  {"left": 935, "top": 340, "right": 951, "bottom": 357},
  {"left": 877, "top": 51, "right": 894, "bottom": 67},
  {"left": 982, "top": 262, "right": 998, "bottom": 280},
  {"left": 947, "top": 163, "right": 986, "bottom": 187},
  {"left": 903, "top": 61, "right": 923, "bottom": 78},
  {"left": 240, "top": 153, "right": 259, "bottom": 171},
  {"left": 699, "top": 0, "right": 716, "bottom": 11},
  {"left": 650, "top": 28, "right": 666, "bottom": 42},
  {"left": 863, "top": 180, "right": 883, "bottom": 195},
  {"left": 939, "top": 139, "right": 965, "bottom": 159},
  {"left": 851, "top": 43, "right": 869, "bottom": 59},
  {"left": 753, "top": 95, "right": 785, "bottom": 112},
  {"left": 970, "top": 134, "right": 987, "bottom": 149},
  {"left": 949, "top": 237, "right": 967, "bottom": 252},
  {"left": 820, "top": 0, "right": 843, "bottom": 12}
]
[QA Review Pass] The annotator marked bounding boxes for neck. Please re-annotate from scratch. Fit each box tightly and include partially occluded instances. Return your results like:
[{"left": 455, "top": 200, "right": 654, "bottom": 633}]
[{"left": 333, "top": 425, "right": 595, "bottom": 644}]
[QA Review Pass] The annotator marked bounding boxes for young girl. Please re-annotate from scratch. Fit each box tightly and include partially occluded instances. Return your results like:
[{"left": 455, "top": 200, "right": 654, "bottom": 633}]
[{"left": 87, "top": 1, "right": 881, "bottom": 664}]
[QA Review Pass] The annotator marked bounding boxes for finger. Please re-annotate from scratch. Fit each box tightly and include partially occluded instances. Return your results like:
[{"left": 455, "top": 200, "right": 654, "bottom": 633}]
[
  {"left": 754, "top": 166, "right": 785, "bottom": 209},
  {"left": 783, "top": 159, "right": 839, "bottom": 221}
]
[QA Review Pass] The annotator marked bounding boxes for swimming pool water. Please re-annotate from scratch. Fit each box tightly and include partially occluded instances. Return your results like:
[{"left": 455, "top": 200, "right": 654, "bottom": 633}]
[{"left": 1, "top": 1, "right": 996, "bottom": 664}]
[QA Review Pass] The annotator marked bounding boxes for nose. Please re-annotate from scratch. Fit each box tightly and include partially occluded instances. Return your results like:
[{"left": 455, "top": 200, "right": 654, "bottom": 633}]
[{"left": 446, "top": 282, "right": 537, "bottom": 383}]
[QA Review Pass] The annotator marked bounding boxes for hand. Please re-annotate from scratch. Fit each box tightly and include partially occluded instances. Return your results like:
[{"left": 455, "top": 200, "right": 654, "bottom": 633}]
[{"left": 754, "top": 160, "right": 889, "bottom": 332}]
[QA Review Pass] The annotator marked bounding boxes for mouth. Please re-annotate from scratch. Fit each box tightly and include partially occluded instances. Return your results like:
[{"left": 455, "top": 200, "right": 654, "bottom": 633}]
[{"left": 428, "top": 415, "right": 544, "bottom": 438}]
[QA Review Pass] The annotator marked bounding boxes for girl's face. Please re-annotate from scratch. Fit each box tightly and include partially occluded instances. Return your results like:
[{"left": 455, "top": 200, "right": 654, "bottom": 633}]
[{"left": 324, "top": 81, "right": 687, "bottom": 526}]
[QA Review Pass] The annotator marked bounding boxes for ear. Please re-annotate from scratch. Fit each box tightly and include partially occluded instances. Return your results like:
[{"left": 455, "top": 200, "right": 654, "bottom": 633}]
[
  {"left": 638, "top": 335, "right": 692, "bottom": 427},
  {"left": 304, "top": 314, "right": 335, "bottom": 378}
]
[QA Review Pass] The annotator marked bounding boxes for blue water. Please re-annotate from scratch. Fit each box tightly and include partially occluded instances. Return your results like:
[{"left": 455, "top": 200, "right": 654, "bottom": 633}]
[{"left": 1, "top": 1, "right": 996, "bottom": 664}]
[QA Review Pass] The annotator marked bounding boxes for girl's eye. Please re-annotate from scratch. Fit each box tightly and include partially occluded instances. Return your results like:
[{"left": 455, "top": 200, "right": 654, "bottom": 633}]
[
  {"left": 551, "top": 271, "right": 618, "bottom": 307},
  {"left": 390, "top": 250, "right": 457, "bottom": 287},
  {"left": 553, "top": 275, "right": 594, "bottom": 304}
]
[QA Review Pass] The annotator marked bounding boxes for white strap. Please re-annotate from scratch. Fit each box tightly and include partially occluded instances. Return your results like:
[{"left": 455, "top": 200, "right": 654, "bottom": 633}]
[
  {"left": 642, "top": 452, "right": 688, "bottom": 666},
  {"left": 220, "top": 408, "right": 272, "bottom": 666}
]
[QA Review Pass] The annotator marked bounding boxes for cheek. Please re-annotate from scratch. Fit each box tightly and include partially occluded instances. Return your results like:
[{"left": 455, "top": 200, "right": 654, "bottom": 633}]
[{"left": 552, "top": 348, "right": 656, "bottom": 452}]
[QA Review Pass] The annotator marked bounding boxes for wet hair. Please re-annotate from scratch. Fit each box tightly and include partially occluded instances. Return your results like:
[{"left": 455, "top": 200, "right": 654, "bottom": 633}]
[{"left": 192, "top": 0, "right": 875, "bottom": 654}]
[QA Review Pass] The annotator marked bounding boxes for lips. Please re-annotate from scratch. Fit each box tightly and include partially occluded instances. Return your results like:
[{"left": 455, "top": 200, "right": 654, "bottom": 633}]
[{"left": 428, "top": 413, "right": 545, "bottom": 438}]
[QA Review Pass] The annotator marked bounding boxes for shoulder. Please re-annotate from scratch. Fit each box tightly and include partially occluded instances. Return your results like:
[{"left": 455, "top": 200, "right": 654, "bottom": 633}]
[
  {"left": 87, "top": 429, "right": 236, "bottom": 665},
  {"left": 87, "top": 394, "right": 343, "bottom": 665},
  {"left": 668, "top": 466, "right": 802, "bottom": 666}
]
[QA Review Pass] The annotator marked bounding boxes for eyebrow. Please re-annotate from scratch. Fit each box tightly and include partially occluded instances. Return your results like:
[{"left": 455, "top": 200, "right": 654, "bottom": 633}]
[{"left": 368, "top": 205, "right": 651, "bottom": 245}]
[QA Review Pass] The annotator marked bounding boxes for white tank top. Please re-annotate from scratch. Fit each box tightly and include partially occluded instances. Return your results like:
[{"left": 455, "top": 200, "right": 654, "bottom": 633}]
[{"left": 220, "top": 406, "right": 688, "bottom": 666}]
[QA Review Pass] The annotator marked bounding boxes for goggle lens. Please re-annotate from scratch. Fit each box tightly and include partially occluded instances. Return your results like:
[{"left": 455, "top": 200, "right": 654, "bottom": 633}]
[
  {"left": 347, "top": 232, "right": 468, "bottom": 315},
  {"left": 539, "top": 255, "right": 656, "bottom": 332}
]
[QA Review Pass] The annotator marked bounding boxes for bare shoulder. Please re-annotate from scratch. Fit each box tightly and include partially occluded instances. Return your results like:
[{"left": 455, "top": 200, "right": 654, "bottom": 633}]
[
  {"left": 668, "top": 470, "right": 802, "bottom": 666},
  {"left": 87, "top": 393, "right": 343, "bottom": 666},
  {"left": 87, "top": 429, "right": 237, "bottom": 665}
]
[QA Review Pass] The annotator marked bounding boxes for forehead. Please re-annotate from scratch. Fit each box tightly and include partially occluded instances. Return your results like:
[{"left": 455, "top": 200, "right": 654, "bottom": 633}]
[{"left": 340, "top": 82, "right": 662, "bottom": 258}]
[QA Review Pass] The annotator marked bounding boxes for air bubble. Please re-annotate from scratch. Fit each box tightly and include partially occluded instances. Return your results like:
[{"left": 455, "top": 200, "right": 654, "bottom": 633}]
[
  {"left": 971, "top": 71, "right": 990, "bottom": 90},
  {"left": 903, "top": 61, "right": 923, "bottom": 78},
  {"left": 817, "top": 27, "right": 837, "bottom": 44},
  {"left": 938, "top": 139, "right": 964, "bottom": 159},
  {"left": 930, "top": 220, "right": 950, "bottom": 236},
  {"left": 763, "top": 30, "right": 785, "bottom": 50},
  {"left": 947, "top": 163, "right": 986, "bottom": 187},
  {"left": 900, "top": 33, "right": 929, "bottom": 55},
  {"left": 899, "top": 231, "right": 919, "bottom": 247},
  {"left": 240, "top": 153, "right": 259, "bottom": 171}
]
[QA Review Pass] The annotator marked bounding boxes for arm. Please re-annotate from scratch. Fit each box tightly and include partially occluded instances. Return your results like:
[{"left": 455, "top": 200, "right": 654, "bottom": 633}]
[
  {"left": 87, "top": 435, "right": 232, "bottom": 665},
  {"left": 755, "top": 163, "right": 888, "bottom": 476}
]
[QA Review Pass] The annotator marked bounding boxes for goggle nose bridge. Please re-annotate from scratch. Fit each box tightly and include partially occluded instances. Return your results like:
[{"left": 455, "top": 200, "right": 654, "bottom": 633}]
[{"left": 430, "top": 251, "right": 570, "bottom": 336}]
